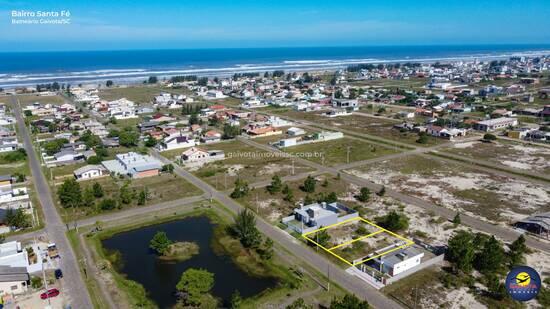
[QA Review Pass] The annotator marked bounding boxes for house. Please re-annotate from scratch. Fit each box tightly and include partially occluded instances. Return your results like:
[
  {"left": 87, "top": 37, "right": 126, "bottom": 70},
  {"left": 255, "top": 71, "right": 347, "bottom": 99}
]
[
  {"left": 0, "top": 176, "right": 12, "bottom": 188},
  {"left": 426, "top": 125, "right": 466, "bottom": 140},
  {"left": 159, "top": 135, "right": 196, "bottom": 151},
  {"left": 287, "top": 127, "right": 306, "bottom": 136},
  {"left": 138, "top": 121, "right": 160, "bottom": 133},
  {"left": 267, "top": 116, "right": 293, "bottom": 127},
  {"left": 514, "top": 212, "right": 550, "bottom": 238},
  {"left": 181, "top": 147, "right": 225, "bottom": 166},
  {"left": 52, "top": 150, "right": 85, "bottom": 164},
  {"left": 205, "top": 90, "right": 226, "bottom": 99},
  {"left": 475, "top": 117, "right": 518, "bottom": 131},
  {"left": 0, "top": 266, "right": 29, "bottom": 295},
  {"left": 0, "top": 187, "right": 29, "bottom": 205},
  {"left": 246, "top": 126, "right": 282, "bottom": 138},
  {"left": 200, "top": 130, "right": 222, "bottom": 144},
  {"left": 281, "top": 202, "right": 358, "bottom": 234},
  {"left": 361, "top": 246, "right": 424, "bottom": 277},
  {"left": 73, "top": 165, "right": 108, "bottom": 180},
  {"left": 102, "top": 152, "right": 162, "bottom": 178},
  {"left": 0, "top": 139, "right": 18, "bottom": 153},
  {"left": 332, "top": 98, "right": 359, "bottom": 110}
]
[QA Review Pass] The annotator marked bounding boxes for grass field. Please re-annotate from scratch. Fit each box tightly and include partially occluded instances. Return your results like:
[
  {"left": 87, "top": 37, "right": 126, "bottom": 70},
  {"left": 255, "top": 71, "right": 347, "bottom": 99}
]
[
  {"left": 284, "top": 137, "right": 400, "bottom": 166},
  {"left": 98, "top": 86, "right": 161, "bottom": 104},
  {"left": 272, "top": 111, "right": 442, "bottom": 147},
  {"left": 16, "top": 94, "right": 65, "bottom": 106},
  {"left": 57, "top": 173, "right": 202, "bottom": 221},
  {"left": 192, "top": 140, "right": 315, "bottom": 189}
]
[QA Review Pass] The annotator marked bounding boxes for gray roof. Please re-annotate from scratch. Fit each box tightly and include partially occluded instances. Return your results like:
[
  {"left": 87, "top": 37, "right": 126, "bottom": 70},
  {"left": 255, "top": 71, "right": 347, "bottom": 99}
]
[
  {"left": 0, "top": 175, "right": 11, "bottom": 182},
  {"left": 379, "top": 247, "right": 423, "bottom": 267},
  {"left": 0, "top": 266, "right": 29, "bottom": 282},
  {"left": 73, "top": 164, "right": 105, "bottom": 175}
]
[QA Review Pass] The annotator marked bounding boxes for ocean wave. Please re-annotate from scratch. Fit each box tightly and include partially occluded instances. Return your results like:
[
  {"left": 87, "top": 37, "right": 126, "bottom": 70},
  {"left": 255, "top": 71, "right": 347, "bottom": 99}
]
[{"left": 1, "top": 49, "right": 549, "bottom": 88}]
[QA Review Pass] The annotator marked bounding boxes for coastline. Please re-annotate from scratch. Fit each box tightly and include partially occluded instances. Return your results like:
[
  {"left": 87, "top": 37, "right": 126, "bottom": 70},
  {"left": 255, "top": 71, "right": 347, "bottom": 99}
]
[{"left": 1, "top": 45, "right": 549, "bottom": 88}]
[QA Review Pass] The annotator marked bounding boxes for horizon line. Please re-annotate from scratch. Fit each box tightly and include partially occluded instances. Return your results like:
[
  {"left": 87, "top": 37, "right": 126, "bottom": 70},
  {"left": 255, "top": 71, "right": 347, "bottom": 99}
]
[{"left": 2, "top": 42, "right": 550, "bottom": 54}]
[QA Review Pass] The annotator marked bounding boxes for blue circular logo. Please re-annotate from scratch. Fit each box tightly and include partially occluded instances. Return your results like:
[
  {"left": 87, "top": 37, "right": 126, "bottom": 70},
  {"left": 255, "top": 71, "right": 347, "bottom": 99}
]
[{"left": 505, "top": 266, "right": 541, "bottom": 301}]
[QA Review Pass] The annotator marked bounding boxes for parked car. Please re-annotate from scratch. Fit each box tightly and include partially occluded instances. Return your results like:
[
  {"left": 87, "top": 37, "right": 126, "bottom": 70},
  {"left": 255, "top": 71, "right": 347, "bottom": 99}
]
[
  {"left": 55, "top": 269, "right": 63, "bottom": 279},
  {"left": 40, "top": 288, "right": 60, "bottom": 300}
]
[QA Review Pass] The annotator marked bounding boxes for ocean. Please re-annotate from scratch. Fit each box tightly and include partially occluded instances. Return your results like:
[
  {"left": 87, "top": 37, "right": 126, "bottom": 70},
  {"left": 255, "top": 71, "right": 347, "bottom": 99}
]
[{"left": 0, "top": 44, "right": 549, "bottom": 88}]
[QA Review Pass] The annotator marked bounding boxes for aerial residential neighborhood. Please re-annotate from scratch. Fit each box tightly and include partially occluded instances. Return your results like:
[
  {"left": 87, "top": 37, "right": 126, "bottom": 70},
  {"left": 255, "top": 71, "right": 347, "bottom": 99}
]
[{"left": 1, "top": 1, "right": 550, "bottom": 308}]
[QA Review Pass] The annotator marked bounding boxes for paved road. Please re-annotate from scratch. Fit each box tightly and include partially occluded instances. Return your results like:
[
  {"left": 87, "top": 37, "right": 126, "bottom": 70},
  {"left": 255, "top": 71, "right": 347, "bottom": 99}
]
[
  {"left": 239, "top": 137, "right": 550, "bottom": 254},
  {"left": 149, "top": 150, "right": 403, "bottom": 309},
  {"left": 11, "top": 96, "right": 93, "bottom": 308}
]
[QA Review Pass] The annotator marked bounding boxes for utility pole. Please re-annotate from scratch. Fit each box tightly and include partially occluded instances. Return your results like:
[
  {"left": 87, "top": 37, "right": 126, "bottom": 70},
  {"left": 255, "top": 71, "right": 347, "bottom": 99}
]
[
  {"left": 38, "top": 236, "right": 51, "bottom": 307},
  {"left": 291, "top": 159, "right": 295, "bottom": 175},
  {"left": 346, "top": 146, "right": 351, "bottom": 164},
  {"left": 256, "top": 192, "right": 259, "bottom": 214}
]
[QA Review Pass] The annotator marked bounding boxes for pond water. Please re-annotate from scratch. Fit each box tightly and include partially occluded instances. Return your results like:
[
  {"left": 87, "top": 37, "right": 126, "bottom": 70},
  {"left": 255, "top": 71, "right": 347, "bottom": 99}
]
[{"left": 102, "top": 216, "right": 277, "bottom": 308}]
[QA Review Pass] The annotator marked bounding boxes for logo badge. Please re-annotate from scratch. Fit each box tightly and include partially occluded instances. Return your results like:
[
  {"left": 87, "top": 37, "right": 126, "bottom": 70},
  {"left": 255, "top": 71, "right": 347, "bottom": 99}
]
[{"left": 506, "top": 266, "right": 541, "bottom": 301}]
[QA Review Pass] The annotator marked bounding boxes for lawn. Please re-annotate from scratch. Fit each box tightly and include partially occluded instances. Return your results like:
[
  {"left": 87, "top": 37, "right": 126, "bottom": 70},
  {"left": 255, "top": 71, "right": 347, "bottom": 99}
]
[
  {"left": 56, "top": 173, "right": 202, "bottom": 221},
  {"left": 49, "top": 162, "right": 87, "bottom": 179},
  {"left": 110, "top": 117, "right": 142, "bottom": 130},
  {"left": 273, "top": 111, "right": 442, "bottom": 147},
  {"left": 16, "top": 94, "right": 65, "bottom": 106},
  {"left": 192, "top": 140, "right": 315, "bottom": 189},
  {"left": 284, "top": 137, "right": 400, "bottom": 166},
  {"left": 98, "top": 87, "right": 162, "bottom": 104}
]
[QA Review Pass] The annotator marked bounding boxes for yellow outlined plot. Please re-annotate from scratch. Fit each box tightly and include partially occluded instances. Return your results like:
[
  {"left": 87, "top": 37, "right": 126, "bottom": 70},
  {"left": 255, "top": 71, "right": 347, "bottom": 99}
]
[{"left": 302, "top": 216, "right": 414, "bottom": 266}]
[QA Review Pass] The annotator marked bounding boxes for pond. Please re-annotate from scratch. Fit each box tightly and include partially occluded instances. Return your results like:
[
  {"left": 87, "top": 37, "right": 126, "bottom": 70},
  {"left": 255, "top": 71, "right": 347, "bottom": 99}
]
[{"left": 102, "top": 215, "right": 278, "bottom": 308}]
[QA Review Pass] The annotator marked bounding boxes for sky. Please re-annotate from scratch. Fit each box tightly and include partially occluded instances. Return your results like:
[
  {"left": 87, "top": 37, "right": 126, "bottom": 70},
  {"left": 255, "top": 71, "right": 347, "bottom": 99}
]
[{"left": 1, "top": 0, "right": 550, "bottom": 51}]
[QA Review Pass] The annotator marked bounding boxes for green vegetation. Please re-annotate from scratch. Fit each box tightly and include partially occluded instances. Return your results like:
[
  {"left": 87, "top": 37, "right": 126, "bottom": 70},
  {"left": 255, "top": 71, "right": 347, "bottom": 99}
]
[
  {"left": 0, "top": 149, "right": 27, "bottom": 164},
  {"left": 230, "top": 178, "right": 250, "bottom": 198},
  {"left": 301, "top": 175, "right": 316, "bottom": 193},
  {"left": 356, "top": 187, "right": 371, "bottom": 202},
  {"left": 375, "top": 211, "right": 409, "bottom": 232},
  {"left": 160, "top": 242, "right": 199, "bottom": 262},
  {"left": 266, "top": 175, "right": 283, "bottom": 194},
  {"left": 149, "top": 231, "right": 172, "bottom": 255},
  {"left": 176, "top": 268, "right": 215, "bottom": 307},
  {"left": 483, "top": 133, "right": 497, "bottom": 141},
  {"left": 329, "top": 294, "right": 370, "bottom": 309},
  {"left": 232, "top": 209, "right": 262, "bottom": 248},
  {"left": 43, "top": 138, "right": 68, "bottom": 156},
  {"left": 5, "top": 208, "right": 31, "bottom": 229}
]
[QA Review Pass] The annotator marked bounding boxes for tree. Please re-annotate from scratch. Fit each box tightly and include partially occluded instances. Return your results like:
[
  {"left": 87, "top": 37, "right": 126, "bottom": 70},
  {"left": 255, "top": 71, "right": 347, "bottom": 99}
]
[
  {"left": 223, "top": 123, "right": 240, "bottom": 139},
  {"left": 376, "top": 211, "right": 409, "bottom": 231},
  {"left": 149, "top": 231, "right": 172, "bottom": 255},
  {"left": 148, "top": 76, "right": 158, "bottom": 84},
  {"left": 475, "top": 236, "right": 504, "bottom": 274},
  {"left": 82, "top": 188, "right": 95, "bottom": 208},
  {"left": 282, "top": 185, "right": 294, "bottom": 202},
  {"left": 137, "top": 188, "right": 149, "bottom": 206},
  {"left": 106, "top": 80, "right": 114, "bottom": 87},
  {"left": 301, "top": 176, "right": 316, "bottom": 193},
  {"left": 92, "top": 182, "right": 104, "bottom": 198},
  {"left": 162, "top": 164, "right": 174, "bottom": 173},
  {"left": 260, "top": 238, "right": 274, "bottom": 260},
  {"left": 330, "top": 294, "right": 370, "bottom": 309},
  {"left": 118, "top": 127, "right": 139, "bottom": 147},
  {"left": 5, "top": 208, "right": 31, "bottom": 229},
  {"left": 452, "top": 212, "right": 461, "bottom": 225},
  {"left": 99, "top": 198, "right": 117, "bottom": 210},
  {"left": 57, "top": 178, "right": 82, "bottom": 208},
  {"left": 189, "top": 113, "right": 199, "bottom": 125},
  {"left": 267, "top": 175, "right": 283, "bottom": 194},
  {"left": 416, "top": 132, "right": 429, "bottom": 144},
  {"left": 144, "top": 136, "right": 157, "bottom": 147},
  {"left": 230, "top": 179, "right": 250, "bottom": 198},
  {"left": 377, "top": 186, "right": 386, "bottom": 197},
  {"left": 309, "top": 228, "right": 330, "bottom": 247},
  {"left": 43, "top": 138, "right": 68, "bottom": 156},
  {"left": 286, "top": 298, "right": 312, "bottom": 309},
  {"left": 176, "top": 268, "right": 214, "bottom": 306},
  {"left": 356, "top": 187, "right": 371, "bottom": 202},
  {"left": 119, "top": 183, "right": 133, "bottom": 204},
  {"left": 508, "top": 235, "right": 527, "bottom": 266},
  {"left": 233, "top": 209, "right": 262, "bottom": 248},
  {"left": 446, "top": 230, "right": 476, "bottom": 273},
  {"left": 483, "top": 133, "right": 497, "bottom": 141},
  {"left": 230, "top": 290, "right": 242, "bottom": 309}
]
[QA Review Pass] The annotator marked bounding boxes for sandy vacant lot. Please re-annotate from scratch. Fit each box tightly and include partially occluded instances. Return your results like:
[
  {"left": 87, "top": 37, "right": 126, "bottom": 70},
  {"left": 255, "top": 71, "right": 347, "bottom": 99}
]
[
  {"left": 443, "top": 140, "right": 550, "bottom": 174},
  {"left": 346, "top": 155, "right": 550, "bottom": 225}
]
